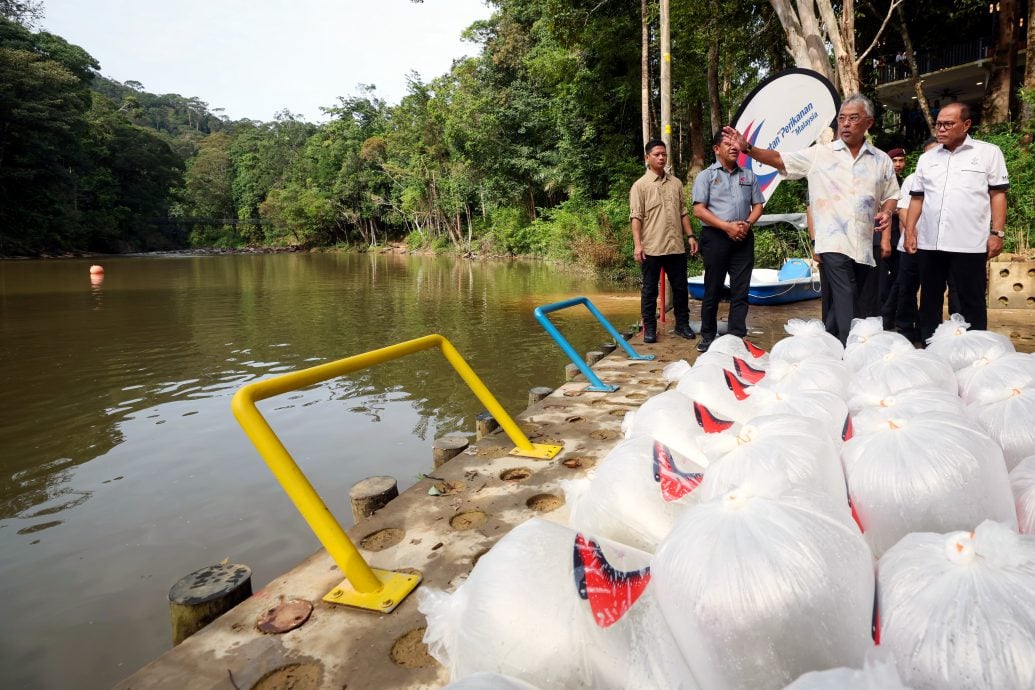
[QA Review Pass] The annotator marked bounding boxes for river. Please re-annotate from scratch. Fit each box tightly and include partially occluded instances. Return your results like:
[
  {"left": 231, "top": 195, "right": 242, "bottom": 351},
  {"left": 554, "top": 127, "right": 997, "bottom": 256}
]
[{"left": 0, "top": 251, "right": 643, "bottom": 689}]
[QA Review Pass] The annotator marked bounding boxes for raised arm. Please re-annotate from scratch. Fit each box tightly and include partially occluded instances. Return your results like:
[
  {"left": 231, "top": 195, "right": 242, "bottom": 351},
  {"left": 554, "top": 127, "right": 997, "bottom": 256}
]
[{"left": 721, "top": 125, "right": 785, "bottom": 172}]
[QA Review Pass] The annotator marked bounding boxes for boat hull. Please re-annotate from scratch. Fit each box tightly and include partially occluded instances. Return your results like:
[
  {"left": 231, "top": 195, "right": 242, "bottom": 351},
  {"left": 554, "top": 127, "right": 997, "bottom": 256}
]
[{"left": 688, "top": 268, "right": 821, "bottom": 306}]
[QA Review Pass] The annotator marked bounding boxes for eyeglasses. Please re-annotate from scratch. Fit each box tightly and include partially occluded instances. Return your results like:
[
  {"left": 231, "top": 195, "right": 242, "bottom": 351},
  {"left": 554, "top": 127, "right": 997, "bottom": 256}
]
[
  {"left": 836, "top": 114, "right": 864, "bottom": 124},
  {"left": 933, "top": 121, "right": 959, "bottom": 130}
]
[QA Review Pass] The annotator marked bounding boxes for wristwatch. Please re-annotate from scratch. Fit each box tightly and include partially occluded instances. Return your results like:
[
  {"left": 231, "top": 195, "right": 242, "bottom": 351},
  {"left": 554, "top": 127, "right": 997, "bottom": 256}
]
[
  {"left": 990, "top": 229, "right": 1005, "bottom": 238},
  {"left": 743, "top": 142, "right": 753, "bottom": 153}
]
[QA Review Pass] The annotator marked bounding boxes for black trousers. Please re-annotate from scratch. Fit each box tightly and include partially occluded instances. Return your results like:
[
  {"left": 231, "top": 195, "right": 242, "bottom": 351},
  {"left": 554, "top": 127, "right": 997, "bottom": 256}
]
[
  {"left": 877, "top": 229, "right": 901, "bottom": 326},
  {"left": 857, "top": 248, "right": 881, "bottom": 318},
  {"left": 917, "top": 249, "right": 988, "bottom": 341},
  {"left": 641, "top": 253, "right": 689, "bottom": 327},
  {"left": 818, "top": 252, "right": 872, "bottom": 345},
  {"left": 887, "top": 249, "right": 919, "bottom": 334},
  {"left": 699, "top": 227, "right": 754, "bottom": 339}
]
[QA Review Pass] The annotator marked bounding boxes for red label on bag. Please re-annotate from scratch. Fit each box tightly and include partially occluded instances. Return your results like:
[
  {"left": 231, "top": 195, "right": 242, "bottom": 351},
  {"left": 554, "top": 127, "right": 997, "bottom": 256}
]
[
  {"left": 693, "top": 401, "right": 734, "bottom": 433},
  {"left": 652, "top": 440, "right": 703, "bottom": 501},
  {"left": 573, "top": 534, "right": 651, "bottom": 628},
  {"left": 743, "top": 340, "right": 768, "bottom": 359},
  {"left": 733, "top": 356, "right": 766, "bottom": 383},
  {"left": 724, "top": 369, "right": 752, "bottom": 400}
]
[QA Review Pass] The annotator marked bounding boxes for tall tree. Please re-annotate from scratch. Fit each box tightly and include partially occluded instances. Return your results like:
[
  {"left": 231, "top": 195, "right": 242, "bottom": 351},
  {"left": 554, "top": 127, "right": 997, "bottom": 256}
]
[
  {"left": 982, "top": 0, "right": 1019, "bottom": 125},
  {"left": 1024, "top": 0, "right": 1035, "bottom": 125},
  {"left": 641, "top": 0, "right": 650, "bottom": 148},
  {"left": 767, "top": 0, "right": 900, "bottom": 95}
]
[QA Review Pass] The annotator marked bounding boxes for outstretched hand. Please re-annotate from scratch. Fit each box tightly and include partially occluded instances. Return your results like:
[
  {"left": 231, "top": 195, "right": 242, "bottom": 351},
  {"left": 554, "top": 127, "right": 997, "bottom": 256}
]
[{"left": 721, "top": 126, "right": 748, "bottom": 151}]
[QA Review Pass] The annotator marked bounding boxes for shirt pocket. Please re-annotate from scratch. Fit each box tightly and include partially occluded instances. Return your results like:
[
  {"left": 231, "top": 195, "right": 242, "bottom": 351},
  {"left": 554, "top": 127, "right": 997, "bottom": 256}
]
[
  {"left": 645, "top": 193, "right": 663, "bottom": 214},
  {"left": 955, "top": 168, "right": 987, "bottom": 192}
]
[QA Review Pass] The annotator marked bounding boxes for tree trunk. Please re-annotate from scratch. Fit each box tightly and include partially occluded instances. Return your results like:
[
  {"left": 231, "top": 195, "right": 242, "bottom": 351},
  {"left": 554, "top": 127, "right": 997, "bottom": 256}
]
[
  {"left": 816, "top": 0, "right": 860, "bottom": 95},
  {"left": 983, "top": 0, "right": 1018, "bottom": 125},
  {"left": 641, "top": 0, "right": 651, "bottom": 148},
  {"left": 895, "top": 3, "right": 934, "bottom": 136},
  {"left": 660, "top": 0, "right": 672, "bottom": 172},
  {"left": 707, "top": 38, "right": 721, "bottom": 135},
  {"left": 767, "top": 0, "right": 833, "bottom": 81},
  {"left": 687, "top": 100, "right": 706, "bottom": 182}
]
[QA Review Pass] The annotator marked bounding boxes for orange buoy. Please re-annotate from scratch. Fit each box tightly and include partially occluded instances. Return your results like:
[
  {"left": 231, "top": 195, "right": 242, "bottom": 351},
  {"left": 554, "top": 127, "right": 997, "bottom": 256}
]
[{"left": 89, "top": 265, "right": 104, "bottom": 275}]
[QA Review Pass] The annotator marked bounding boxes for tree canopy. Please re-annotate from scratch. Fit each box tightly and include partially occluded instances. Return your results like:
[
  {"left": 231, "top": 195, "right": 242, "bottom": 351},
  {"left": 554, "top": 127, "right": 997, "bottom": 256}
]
[{"left": 2, "top": 1, "right": 1031, "bottom": 261}]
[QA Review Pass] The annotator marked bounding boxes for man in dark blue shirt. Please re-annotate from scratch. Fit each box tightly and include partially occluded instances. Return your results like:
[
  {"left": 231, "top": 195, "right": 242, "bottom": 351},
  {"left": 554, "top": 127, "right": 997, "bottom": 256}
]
[{"left": 691, "top": 130, "right": 764, "bottom": 352}]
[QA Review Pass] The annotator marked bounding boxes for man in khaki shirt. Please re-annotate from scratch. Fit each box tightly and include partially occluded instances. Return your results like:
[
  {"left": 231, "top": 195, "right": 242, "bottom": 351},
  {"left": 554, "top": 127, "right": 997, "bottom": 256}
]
[{"left": 629, "top": 139, "right": 699, "bottom": 343}]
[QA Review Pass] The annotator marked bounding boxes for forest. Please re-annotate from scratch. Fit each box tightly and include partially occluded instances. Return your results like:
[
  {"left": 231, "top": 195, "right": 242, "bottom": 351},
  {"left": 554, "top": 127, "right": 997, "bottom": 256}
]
[{"left": 1, "top": 0, "right": 1033, "bottom": 273}]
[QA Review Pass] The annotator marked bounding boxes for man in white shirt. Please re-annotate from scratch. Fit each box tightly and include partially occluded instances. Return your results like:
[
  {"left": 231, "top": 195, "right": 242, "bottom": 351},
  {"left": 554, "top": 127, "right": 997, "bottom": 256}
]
[
  {"left": 904, "top": 102, "right": 1009, "bottom": 341},
  {"left": 723, "top": 93, "right": 899, "bottom": 344}
]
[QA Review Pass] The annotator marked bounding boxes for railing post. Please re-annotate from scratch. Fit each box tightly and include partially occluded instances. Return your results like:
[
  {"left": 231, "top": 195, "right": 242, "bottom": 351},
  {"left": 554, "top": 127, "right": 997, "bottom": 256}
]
[{"left": 533, "top": 296, "right": 655, "bottom": 393}]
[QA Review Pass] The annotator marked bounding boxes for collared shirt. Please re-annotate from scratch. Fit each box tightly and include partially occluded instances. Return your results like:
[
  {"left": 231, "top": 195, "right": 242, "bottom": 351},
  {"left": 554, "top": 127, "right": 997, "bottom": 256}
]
[
  {"left": 909, "top": 135, "right": 1009, "bottom": 253},
  {"left": 781, "top": 139, "right": 900, "bottom": 266},
  {"left": 691, "top": 161, "right": 764, "bottom": 224},
  {"left": 629, "top": 170, "right": 690, "bottom": 256}
]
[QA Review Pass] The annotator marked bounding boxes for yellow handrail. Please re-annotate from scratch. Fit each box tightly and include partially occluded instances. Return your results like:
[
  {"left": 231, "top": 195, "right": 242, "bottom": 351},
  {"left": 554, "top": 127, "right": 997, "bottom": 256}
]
[{"left": 231, "top": 334, "right": 561, "bottom": 611}]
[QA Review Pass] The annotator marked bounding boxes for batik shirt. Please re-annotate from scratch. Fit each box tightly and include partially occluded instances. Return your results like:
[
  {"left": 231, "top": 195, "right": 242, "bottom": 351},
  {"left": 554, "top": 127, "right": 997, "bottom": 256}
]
[{"left": 781, "top": 139, "right": 899, "bottom": 266}]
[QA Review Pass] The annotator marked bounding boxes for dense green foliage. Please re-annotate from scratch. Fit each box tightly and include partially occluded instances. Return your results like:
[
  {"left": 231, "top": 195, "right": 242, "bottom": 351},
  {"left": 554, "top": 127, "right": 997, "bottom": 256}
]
[
  {"left": 0, "top": 17, "right": 185, "bottom": 254},
  {"left": 1, "top": 1, "right": 1031, "bottom": 268}
]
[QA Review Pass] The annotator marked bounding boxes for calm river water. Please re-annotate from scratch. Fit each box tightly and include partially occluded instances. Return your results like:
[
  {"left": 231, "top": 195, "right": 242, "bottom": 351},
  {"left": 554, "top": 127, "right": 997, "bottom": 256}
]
[{"left": 0, "top": 252, "right": 642, "bottom": 689}]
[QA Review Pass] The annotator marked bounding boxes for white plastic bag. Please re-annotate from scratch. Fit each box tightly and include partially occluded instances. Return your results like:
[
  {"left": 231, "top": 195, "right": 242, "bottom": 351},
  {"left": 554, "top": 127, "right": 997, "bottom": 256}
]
[
  {"left": 844, "top": 317, "right": 913, "bottom": 373},
  {"left": 702, "top": 333, "right": 770, "bottom": 364},
  {"left": 878, "top": 521, "right": 1035, "bottom": 690},
  {"left": 1010, "top": 456, "right": 1035, "bottom": 534},
  {"left": 662, "top": 359, "right": 691, "bottom": 382},
  {"left": 622, "top": 389, "right": 712, "bottom": 462},
  {"left": 966, "top": 384, "right": 1035, "bottom": 470},
  {"left": 674, "top": 362, "right": 751, "bottom": 422},
  {"left": 695, "top": 335, "right": 769, "bottom": 378},
  {"left": 924, "top": 313, "right": 1015, "bottom": 372},
  {"left": 746, "top": 386, "right": 850, "bottom": 444},
  {"left": 753, "top": 357, "right": 851, "bottom": 400},
  {"left": 849, "top": 344, "right": 957, "bottom": 400},
  {"left": 957, "top": 351, "right": 1035, "bottom": 404},
  {"left": 653, "top": 482, "right": 874, "bottom": 690},
  {"left": 420, "top": 519, "right": 697, "bottom": 689},
  {"left": 841, "top": 413, "right": 1017, "bottom": 557},
  {"left": 783, "top": 656, "right": 912, "bottom": 690},
  {"left": 696, "top": 414, "right": 847, "bottom": 506},
  {"left": 846, "top": 386, "right": 965, "bottom": 418},
  {"left": 567, "top": 435, "right": 706, "bottom": 552},
  {"left": 769, "top": 318, "right": 845, "bottom": 363}
]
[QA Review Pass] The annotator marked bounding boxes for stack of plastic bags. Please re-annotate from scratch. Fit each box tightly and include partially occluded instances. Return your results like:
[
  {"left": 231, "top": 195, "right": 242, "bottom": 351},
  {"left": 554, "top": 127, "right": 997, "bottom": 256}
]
[{"left": 421, "top": 315, "right": 1034, "bottom": 689}]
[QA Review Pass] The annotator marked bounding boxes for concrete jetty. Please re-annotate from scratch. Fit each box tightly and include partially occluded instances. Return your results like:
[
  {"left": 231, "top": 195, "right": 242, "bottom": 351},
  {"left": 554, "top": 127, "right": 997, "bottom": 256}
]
[{"left": 117, "top": 301, "right": 1035, "bottom": 690}]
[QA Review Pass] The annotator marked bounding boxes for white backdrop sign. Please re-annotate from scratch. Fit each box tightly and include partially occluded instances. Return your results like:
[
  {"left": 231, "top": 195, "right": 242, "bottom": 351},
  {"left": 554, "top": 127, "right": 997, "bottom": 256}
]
[{"left": 733, "top": 68, "right": 840, "bottom": 203}]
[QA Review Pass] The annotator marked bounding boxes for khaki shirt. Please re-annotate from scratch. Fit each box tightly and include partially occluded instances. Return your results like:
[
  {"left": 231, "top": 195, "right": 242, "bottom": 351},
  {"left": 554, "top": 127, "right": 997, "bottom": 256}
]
[{"left": 629, "top": 170, "right": 689, "bottom": 256}]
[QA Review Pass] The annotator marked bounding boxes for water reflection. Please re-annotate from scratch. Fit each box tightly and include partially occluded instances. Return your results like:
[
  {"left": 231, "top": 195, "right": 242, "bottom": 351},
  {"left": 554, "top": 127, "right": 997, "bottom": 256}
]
[{"left": 0, "top": 252, "right": 640, "bottom": 689}]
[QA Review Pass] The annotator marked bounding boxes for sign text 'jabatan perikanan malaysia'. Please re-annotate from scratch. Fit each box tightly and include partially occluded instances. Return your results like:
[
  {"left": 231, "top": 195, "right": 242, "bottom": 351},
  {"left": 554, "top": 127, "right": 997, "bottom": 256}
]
[{"left": 733, "top": 68, "right": 841, "bottom": 203}]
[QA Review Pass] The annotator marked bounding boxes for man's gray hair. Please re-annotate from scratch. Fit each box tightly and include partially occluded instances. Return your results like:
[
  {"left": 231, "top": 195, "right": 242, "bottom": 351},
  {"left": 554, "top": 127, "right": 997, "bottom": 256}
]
[{"left": 841, "top": 93, "right": 875, "bottom": 118}]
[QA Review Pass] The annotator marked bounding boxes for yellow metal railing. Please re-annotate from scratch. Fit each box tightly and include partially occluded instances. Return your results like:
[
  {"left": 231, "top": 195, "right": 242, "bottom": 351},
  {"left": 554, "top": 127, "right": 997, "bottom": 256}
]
[{"left": 231, "top": 334, "right": 562, "bottom": 612}]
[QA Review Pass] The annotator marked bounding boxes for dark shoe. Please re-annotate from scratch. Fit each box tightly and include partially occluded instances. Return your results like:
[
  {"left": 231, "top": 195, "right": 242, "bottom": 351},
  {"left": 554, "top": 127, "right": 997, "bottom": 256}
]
[
  {"left": 674, "top": 324, "right": 696, "bottom": 340},
  {"left": 696, "top": 338, "right": 713, "bottom": 353},
  {"left": 643, "top": 325, "right": 657, "bottom": 344}
]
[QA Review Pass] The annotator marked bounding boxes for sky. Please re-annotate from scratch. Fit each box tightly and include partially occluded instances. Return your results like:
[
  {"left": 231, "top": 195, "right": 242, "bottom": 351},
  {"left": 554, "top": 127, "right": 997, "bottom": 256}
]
[{"left": 42, "top": 0, "right": 494, "bottom": 122}]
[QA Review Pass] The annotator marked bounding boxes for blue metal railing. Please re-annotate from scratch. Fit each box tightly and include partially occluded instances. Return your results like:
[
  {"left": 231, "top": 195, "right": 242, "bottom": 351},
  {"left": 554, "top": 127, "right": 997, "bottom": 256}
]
[{"left": 534, "top": 297, "right": 654, "bottom": 392}]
